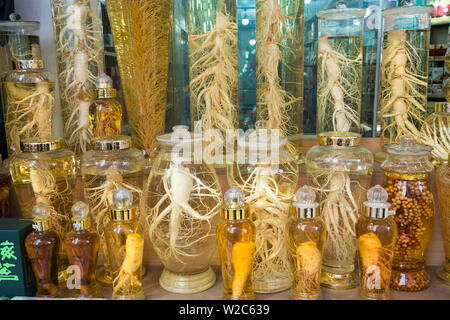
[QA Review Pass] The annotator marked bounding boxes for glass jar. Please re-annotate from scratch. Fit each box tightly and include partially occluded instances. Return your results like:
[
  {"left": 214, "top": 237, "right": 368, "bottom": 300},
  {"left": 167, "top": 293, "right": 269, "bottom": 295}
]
[
  {"left": 306, "top": 132, "right": 373, "bottom": 289},
  {"left": 420, "top": 103, "right": 450, "bottom": 166},
  {"left": 381, "top": 135, "right": 434, "bottom": 291},
  {"left": 287, "top": 186, "right": 325, "bottom": 300},
  {"left": 376, "top": 3, "right": 434, "bottom": 162},
  {"left": 80, "top": 135, "right": 146, "bottom": 286},
  {"left": 227, "top": 129, "right": 298, "bottom": 293},
  {"left": 217, "top": 187, "right": 256, "bottom": 300},
  {"left": 50, "top": 0, "right": 104, "bottom": 154},
  {"left": 436, "top": 155, "right": 450, "bottom": 286},
  {"left": 316, "top": 1, "right": 365, "bottom": 134},
  {"left": 0, "top": 155, "right": 10, "bottom": 218},
  {"left": 256, "top": 0, "right": 305, "bottom": 163},
  {"left": 1, "top": 59, "right": 55, "bottom": 156},
  {"left": 146, "top": 126, "right": 222, "bottom": 294},
  {"left": 106, "top": 188, "right": 145, "bottom": 300},
  {"left": 356, "top": 185, "right": 397, "bottom": 300}
]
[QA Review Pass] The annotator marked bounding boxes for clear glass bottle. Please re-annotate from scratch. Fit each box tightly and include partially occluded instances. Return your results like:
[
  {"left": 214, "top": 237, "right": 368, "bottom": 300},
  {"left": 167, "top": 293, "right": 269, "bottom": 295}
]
[
  {"left": 0, "top": 155, "right": 10, "bottom": 218},
  {"left": 9, "top": 137, "right": 76, "bottom": 282},
  {"left": 287, "top": 186, "right": 325, "bottom": 300},
  {"left": 316, "top": 1, "right": 365, "bottom": 134},
  {"left": 64, "top": 201, "right": 102, "bottom": 298},
  {"left": 106, "top": 188, "right": 145, "bottom": 300},
  {"left": 1, "top": 58, "right": 55, "bottom": 156},
  {"left": 80, "top": 135, "right": 146, "bottom": 286},
  {"left": 376, "top": 3, "right": 434, "bottom": 162},
  {"left": 146, "top": 126, "right": 221, "bottom": 294},
  {"left": 381, "top": 135, "right": 434, "bottom": 291},
  {"left": 217, "top": 187, "right": 256, "bottom": 300},
  {"left": 420, "top": 102, "right": 450, "bottom": 166},
  {"left": 436, "top": 155, "right": 450, "bottom": 286},
  {"left": 256, "top": 0, "right": 305, "bottom": 163},
  {"left": 356, "top": 185, "right": 397, "bottom": 300},
  {"left": 227, "top": 129, "right": 298, "bottom": 293},
  {"left": 305, "top": 132, "right": 373, "bottom": 289},
  {"left": 90, "top": 73, "right": 122, "bottom": 138},
  {"left": 25, "top": 202, "right": 62, "bottom": 297}
]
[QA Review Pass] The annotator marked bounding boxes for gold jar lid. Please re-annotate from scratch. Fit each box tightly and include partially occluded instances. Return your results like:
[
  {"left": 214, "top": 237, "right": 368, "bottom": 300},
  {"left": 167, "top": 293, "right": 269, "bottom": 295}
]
[
  {"left": 71, "top": 202, "right": 91, "bottom": 231},
  {"left": 13, "top": 59, "right": 44, "bottom": 70},
  {"left": 221, "top": 204, "right": 248, "bottom": 220},
  {"left": 318, "top": 132, "right": 361, "bottom": 147},
  {"left": 94, "top": 73, "right": 117, "bottom": 99},
  {"left": 21, "top": 137, "right": 63, "bottom": 153},
  {"left": 109, "top": 188, "right": 139, "bottom": 221},
  {"left": 109, "top": 206, "right": 139, "bottom": 221},
  {"left": 292, "top": 186, "right": 319, "bottom": 219},
  {"left": 92, "top": 135, "right": 131, "bottom": 151},
  {"left": 221, "top": 187, "right": 248, "bottom": 220},
  {"left": 95, "top": 87, "right": 117, "bottom": 99}
]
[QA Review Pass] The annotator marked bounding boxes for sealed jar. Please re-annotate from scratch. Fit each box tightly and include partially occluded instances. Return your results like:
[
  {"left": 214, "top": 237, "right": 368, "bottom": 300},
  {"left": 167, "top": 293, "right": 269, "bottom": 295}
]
[
  {"left": 80, "top": 135, "right": 146, "bottom": 286},
  {"left": 436, "top": 155, "right": 450, "bottom": 286},
  {"left": 146, "top": 126, "right": 222, "bottom": 294},
  {"left": 227, "top": 129, "right": 298, "bottom": 293},
  {"left": 0, "top": 155, "right": 10, "bottom": 218},
  {"left": 1, "top": 59, "right": 55, "bottom": 156},
  {"left": 381, "top": 135, "right": 434, "bottom": 291},
  {"left": 306, "top": 132, "right": 373, "bottom": 289},
  {"left": 316, "top": 1, "right": 365, "bottom": 134}
]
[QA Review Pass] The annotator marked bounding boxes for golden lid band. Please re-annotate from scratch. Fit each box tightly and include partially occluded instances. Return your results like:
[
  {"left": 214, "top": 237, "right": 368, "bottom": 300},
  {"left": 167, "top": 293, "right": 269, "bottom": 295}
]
[
  {"left": 295, "top": 207, "right": 317, "bottom": 219},
  {"left": 72, "top": 217, "right": 91, "bottom": 231},
  {"left": 95, "top": 88, "right": 117, "bottom": 99},
  {"left": 21, "top": 137, "right": 63, "bottom": 153},
  {"left": 92, "top": 135, "right": 131, "bottom": 151},
  {"left": 221, "top": 205, "right": 248, "bottom": 220},
  {"left": 32, "top": 219, "right": 52, "bottom": 232},
  {"left": 13, "top": 59, "right": 44, "bottom": 70},
  {"left": 109, "top": 206, "right": 139, "bottom": 221},
  {"left": 318, "top": 132, "right": 361, "bottom": 147}
]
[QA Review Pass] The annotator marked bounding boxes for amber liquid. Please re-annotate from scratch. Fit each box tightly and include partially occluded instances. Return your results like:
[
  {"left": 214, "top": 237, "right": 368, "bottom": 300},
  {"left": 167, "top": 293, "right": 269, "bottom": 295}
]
[
  {"left": 383, "top": 173, "right": 434, "bottom": 291},
  {"left": 90, "top": 98, "right": 122, "bottom": 137},
  {"left": 217, "top": 219, "right": 256, "bottom": 300},
  {"left": 435, "top": 164, "right": 450, "bottom": 285},
  {"left": 0, "top": 172, "right": 10, "bottom": 218}
]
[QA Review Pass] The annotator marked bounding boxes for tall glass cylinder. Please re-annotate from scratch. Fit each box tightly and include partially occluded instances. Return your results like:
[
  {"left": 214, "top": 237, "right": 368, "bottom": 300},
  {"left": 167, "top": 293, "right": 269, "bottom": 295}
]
[
  {"left": 436, "top": 155, "right": 450, "bottom": 286},
  {"left": 50, "top": 0, "right": 104, "bottom": 154},
  {"left": 316, "top": 3, "right": 364, "bottom": 134},
  {"left": 377, "top": 4, "right": 434, "bottom": 162},
  {"left": 256, "top": 0, "right": 304, "bottom": 163},
  {"left": 106, "top": 0, "right": 171, "bottom": 156},
  {"left": 188, "top": 0, "right": 238, "bottom": 166}
]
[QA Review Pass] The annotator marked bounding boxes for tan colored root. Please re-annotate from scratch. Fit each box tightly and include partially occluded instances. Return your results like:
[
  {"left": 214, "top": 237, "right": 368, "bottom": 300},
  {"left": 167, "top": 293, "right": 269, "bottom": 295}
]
[
  {"left": 317, "top": 34, "right": 361, "bottom": 132},
  {"left": 53, "top": 0, "right": 104, "bottom": 153},
  {"left": 256, "top": 0, "right": 302, "bottom": 149},
  {"left": 147, "top": 165, "right": 222, "bottom": 266},
  {"left": 420, "top": 115, "right": 450, "bottom": 163},
  {"left": 106, "top": 0, "right": 170, "bottom": 155},
  {"left": 293, "top": 241, "right": 321, "bottom": 295},
  {"left": 380, "top": 29, "right": 428, "bottom": 144}
]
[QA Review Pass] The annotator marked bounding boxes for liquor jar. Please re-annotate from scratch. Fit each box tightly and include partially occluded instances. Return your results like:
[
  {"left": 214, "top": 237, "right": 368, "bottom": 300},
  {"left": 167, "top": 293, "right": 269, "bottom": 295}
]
[
  {"left": 146, "top": 126, "right": 222, "bottom": 293},
  {"left": 80, "top": 135, "right": 146, "bottom": 286},
  {"left": 287, "top": 185, "right": 325, "bottom": 300},
  {"left": 217, "top": 187, "right": 256, "bottom": 300},
  {"left": 381, "top": 135, "right": 434, "bottom": 291},
  {"left": 356, "top": 185, "right": 397, "bottom": 300},
  {"left": 0, "top": 155, "right": 10, "bottom": 217},
  {"left": 305, "top": 132, "right": 373, "bottom": 289},
  {"left": 436, "top": 154, "right": 450, "bottom": 286},
  {"left": 227, "top": 129, "right": 298, "bottom": 293}
]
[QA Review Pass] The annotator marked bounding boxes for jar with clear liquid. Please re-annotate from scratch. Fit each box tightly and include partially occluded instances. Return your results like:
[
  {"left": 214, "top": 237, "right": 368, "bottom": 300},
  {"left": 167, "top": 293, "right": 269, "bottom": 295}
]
[
  {"left": 306, "top": 132, "right": 373, "bottom": 289},
  {"left": 436, "top": 155, "right": 450, "bottom": 286},
  {"left": 376, "top": 3, "right": 434, "bottom": 162},
  {"left": 316, "top": 2, "right": 365, "bottom": 134}
]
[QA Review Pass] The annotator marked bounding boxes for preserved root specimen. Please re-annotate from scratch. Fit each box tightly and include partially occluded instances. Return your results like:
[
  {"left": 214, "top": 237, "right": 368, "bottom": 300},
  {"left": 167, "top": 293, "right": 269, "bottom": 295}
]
[
  {"left": 317, "top": 34, "right": 362, "bottom": 132},
  {"left": 380, "top": 29, "right": 428, "bottom": 144},
  {"left": 0, "top": 174, "right": 10, "bottom": 218},
  {"left": 113, "top": 233, "right": 144, "bottom": 298},
  {"left": 358, "top": 232, "right": 393, "bottom": 291},
  {"left": 231, "top": 242, "right": 255, "bottom": 297},
  {"left": 189, "top": 3, "right": 238, "bottom": 153},
  {"left": 294, "top": 241, "right": 322, "bottom": 295},
  {"left": 420, "top": 115, "right": 450, "bottom": 164},
  {"left": 106, "top": 0, "right": 171, "bottom": 154},
  {"left": 52, "top": 0, "right": 104, "bottom": 153},
  {"left": 256, "top": 0, "right": 303, "bottom": 156},
  {"left": 147, "top": 164, "right": 222, "bottom": 264}
]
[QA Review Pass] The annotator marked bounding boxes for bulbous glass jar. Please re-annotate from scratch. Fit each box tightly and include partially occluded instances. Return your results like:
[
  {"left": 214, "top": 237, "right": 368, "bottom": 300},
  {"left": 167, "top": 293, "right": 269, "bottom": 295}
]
[
  {"left": 227, "top": 129, "right": 299, "bottom": 293},
  {"left": 306, "top": 132, "right": 373, "bottom": 289},
  {"left": 80, "top": 135, "right": 146, "bottom": 286},
  {"left": 146, "top": 126, "right": 222, "bottom": 294},
  {"left": 381, "top": 135, "right": 434, "bottom": 292},
  {"left": 436, "top": 156, "right": 450, "bottom": 286}
]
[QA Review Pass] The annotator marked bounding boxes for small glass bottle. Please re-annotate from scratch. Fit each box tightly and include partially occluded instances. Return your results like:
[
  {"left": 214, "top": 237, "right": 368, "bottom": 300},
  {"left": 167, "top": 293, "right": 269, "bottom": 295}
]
[
  {"left": 287, "top": 186, "right": 325, "bottom": 300},
  {"left": 106, "top": 188, "right": 145, "bottom": 300},
  {"left": 64, "top": 201, "right": 102, "bottom": 298},
  {"left": 436, "top": 155, "right": 450, "bottom": 286},
  {"left": 217, "top": 187, "right": 256, "bottom": 300},
  {"left": 356, "top": 185, "right": 397, "bottom": 300},
  {"left": 0, "top": 155, "right": 10, "bottom": 218},
  {"left": 90, "top": 73, "right": 122, "bottom": 137},
  {"left": 25, "top": 202, "right": 62, "bottom": 297}
]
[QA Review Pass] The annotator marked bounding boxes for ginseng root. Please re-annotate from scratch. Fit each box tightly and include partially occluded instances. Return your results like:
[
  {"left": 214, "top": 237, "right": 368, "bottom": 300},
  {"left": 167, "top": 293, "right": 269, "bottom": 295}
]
[
  {"left": 294, "top": 241, "right": 321, "bottom": 293},
  {"left": 113, "top": 233, "right": 144, "bottom": 297},
  {"left": 231, "top": 241, "right": 255, "bottom": 298},
  {"left": 420, "top": 115, "right": 450, "bottom": 163}
]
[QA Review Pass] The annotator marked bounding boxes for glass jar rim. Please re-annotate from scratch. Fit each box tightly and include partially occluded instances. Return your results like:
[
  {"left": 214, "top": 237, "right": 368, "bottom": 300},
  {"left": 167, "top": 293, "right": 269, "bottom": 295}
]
[
  {"left": 317, "top": 7, "right": 366, "bottom": 20},
  {"left": 92, "top": 135, "right": 131, "bottom": 151},
  {"left": 317, "top": 131, "right": 361, "bottom": 147},
  {"left": 384, "top": 136, "right": 432, "bottom": 156},
  {"left": 156, "top": 125, "right": 203, "bottom": 145},
  {"left": 0, "top": 21, "right": 40, "bottom": 32},
  {"left": 382, "top": 5, "right": 434, "bottom": 18},
  {"left": 21, "top": 137, "right": 63, "bottom": 153}
]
